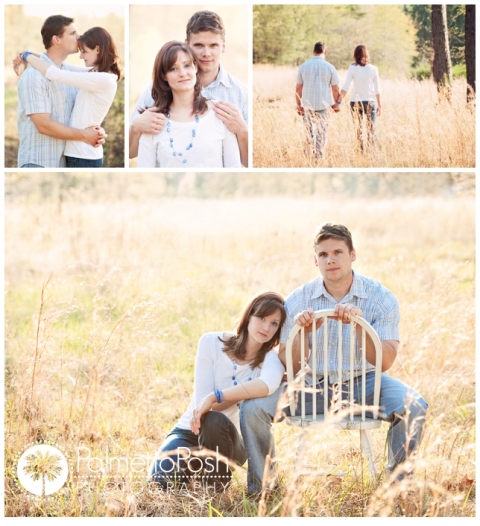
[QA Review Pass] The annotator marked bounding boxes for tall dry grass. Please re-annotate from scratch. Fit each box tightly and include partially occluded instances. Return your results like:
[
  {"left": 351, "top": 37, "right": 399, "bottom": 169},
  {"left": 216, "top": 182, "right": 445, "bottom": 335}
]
[
  {"left": 253, "top": 66, "right": 475, "bottom": 167},
  {"left": 4, "top": 179, "right": 475, "bottom": 517}
]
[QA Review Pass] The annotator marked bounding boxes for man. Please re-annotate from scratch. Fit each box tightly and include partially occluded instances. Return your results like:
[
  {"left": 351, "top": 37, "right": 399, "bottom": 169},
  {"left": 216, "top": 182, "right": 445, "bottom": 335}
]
[
  {"left": 241, "top": 223, "right": 428, "bottom": 495},
  {"left": 129, "top": 10, "right": 248, "bottom": 166},
  {"left": 295, "top": 42, "right": 341, "bottom": 159},
  {"left": 17, "top": 15, "right": 105, "bottom": 168}
]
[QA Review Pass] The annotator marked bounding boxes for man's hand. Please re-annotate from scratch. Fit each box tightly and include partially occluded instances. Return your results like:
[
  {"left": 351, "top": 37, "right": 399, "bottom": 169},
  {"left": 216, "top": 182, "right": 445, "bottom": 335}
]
[
  {"left": 131, "top": 107, "right": 165, "bottom": 135},
  {"left": 83, "top": 126, "right": 107, "bottom": 147},
  {"left": 129, "top": 108, "right": 164, "bottom": 159},
  {"left": 331, "top": 103, "right": 341, "bottom": 113},
  {"left": 331, "top": 303, "right": 363, "bottom": 323},
  {"left": 212, "top": 101, "right": 247, "bottom": 135},
  {"left": 294, "top": 308, "right": 324, "bottom": 333}
]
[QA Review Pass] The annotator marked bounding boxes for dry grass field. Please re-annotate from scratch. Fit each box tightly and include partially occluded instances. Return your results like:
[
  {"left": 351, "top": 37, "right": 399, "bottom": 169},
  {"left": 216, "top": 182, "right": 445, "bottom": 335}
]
[
  {"left": 4, "top": 174, "right": 475, "bottom": 517},
  {"left": 253, "top": 66, "right": 475, "bottom": 168}
]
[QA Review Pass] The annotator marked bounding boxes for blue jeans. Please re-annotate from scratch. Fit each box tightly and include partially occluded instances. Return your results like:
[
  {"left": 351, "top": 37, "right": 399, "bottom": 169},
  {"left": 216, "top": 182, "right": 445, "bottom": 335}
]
[
  {"left": 303, "top": 109, "right": 329, "bottom": 158},
  {"left": 240, "top": 372, "right": 428, "bottom": 494},
  {"left": 65, "top": 156, "right": 103, "bottom": 168},
  {"left": 20, "top": 163, "right": 44, "bottom": 168},
  {"left": 149, "top": 411, "right": 247, "bottom": 490},
  {"left": 350, "top": 101, "right": 377, "bottom": 151}
]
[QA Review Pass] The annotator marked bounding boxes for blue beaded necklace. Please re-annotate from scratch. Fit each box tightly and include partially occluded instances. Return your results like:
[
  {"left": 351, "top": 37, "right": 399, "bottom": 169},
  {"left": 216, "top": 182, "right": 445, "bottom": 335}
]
[{"left": 166, "top": 111, "right": 200, "bottom": 164}]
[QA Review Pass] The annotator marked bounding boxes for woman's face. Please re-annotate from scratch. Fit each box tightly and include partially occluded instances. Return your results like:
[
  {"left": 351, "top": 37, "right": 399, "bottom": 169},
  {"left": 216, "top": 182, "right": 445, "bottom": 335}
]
[
  {"left": 79, "top": 45, "right": 99, "bottom": 68},
  {"left": 164, "top": 50, "right": 197, "bottom": 92},
  {"left": 247, "top": 309, "right": 282, "bottom": 347}
]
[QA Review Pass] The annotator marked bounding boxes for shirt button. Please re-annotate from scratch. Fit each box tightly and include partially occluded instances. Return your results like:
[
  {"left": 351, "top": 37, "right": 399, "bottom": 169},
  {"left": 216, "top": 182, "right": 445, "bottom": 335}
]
[{"left": 233, "top": 381, "right": 238, "bottom": 386}]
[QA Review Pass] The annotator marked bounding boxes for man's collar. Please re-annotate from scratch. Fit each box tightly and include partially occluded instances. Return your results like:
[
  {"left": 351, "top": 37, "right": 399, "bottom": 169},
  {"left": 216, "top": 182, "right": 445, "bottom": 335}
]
[
  {"left": 42, "top": 52, "right": 65, "bottom": 69},
  {"left": 312, "top": 271, "right": 367, "bottom": 302},
  {"left": 41, "top": 53, "right": 56, "bottom": 65},
  {"left": 205, "top": 64, "right": 232, "bottom": 89}
]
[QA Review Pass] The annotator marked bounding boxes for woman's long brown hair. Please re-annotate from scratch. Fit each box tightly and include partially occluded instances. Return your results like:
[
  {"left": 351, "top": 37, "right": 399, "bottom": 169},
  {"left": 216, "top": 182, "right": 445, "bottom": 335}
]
[
  {"left": 353, "top": 45, "right": 370, "bottom": 67},
  {"left": 78, "top": 27, "right": 122, "bottom": 80}
]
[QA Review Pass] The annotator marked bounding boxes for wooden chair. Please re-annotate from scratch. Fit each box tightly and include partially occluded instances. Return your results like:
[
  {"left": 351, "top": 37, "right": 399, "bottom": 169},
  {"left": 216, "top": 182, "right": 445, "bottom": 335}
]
[{"left": 285, "top": 309, "right": 383, "bottom": 477}]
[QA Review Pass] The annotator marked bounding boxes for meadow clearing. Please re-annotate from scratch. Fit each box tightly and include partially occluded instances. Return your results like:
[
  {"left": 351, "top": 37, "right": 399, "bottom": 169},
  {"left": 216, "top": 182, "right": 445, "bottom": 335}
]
[
  {"left": 4, "top": 173, "right": 475, "bottom": 517},
  {"left": 253, "top": 66, "right": 475, "bottom": 168}
]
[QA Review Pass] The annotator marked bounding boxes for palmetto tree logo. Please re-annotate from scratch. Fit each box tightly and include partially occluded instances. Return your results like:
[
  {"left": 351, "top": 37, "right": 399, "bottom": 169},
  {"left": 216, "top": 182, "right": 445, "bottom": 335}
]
[{"left": 17, "top": 444, "right": 68, "bottom": 497}]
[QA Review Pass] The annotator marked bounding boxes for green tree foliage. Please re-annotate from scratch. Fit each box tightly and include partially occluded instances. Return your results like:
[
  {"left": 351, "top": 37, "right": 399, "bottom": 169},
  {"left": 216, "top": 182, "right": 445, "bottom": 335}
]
[
  {"left": 404, "top": 4, "right": 466, "bottom": 68},
  {"left": 254, "top": 4, "right": 416, "bottom": 77}
]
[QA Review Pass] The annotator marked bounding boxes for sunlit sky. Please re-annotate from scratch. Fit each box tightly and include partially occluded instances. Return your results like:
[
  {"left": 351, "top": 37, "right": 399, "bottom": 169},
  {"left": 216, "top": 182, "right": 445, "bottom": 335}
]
[{"left": 23, "top": 4, "right": 124, "bottom": 18}]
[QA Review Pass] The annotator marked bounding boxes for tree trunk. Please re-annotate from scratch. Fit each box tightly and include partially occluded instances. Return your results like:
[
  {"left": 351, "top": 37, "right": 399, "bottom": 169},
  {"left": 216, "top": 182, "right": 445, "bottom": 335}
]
[
  {"left": 465, "top": 4, "right": 475, "bottom": 102},
  {"left": 431, "top": 5, "right": 452, "bottom": 95}
]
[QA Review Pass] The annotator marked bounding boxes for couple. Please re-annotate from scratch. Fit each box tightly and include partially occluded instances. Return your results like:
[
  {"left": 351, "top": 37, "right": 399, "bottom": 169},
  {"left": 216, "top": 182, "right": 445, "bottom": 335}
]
[
  {"left": 150, "top": 223, "right": 428, "bottom": 496},
  {"left": 296, "top": 42, "right": 381, "bottom": 158},
  {"left": 129, "top": 11, "right": 247, "bottom": 168},
  {"left": 15, "top": 15, "right": 122, "bottom": 168}
]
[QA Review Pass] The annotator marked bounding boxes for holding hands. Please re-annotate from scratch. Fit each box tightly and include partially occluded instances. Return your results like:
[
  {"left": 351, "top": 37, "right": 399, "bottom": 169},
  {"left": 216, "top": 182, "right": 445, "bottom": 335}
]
[{"left": 13, "top": 51, "right": 26, "bottom": 76}]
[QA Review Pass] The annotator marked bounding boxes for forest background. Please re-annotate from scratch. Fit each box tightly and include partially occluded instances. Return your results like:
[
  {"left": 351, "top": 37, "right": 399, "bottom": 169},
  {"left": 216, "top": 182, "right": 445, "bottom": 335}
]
[{"left": 254, "top": 4, "right": 468, "bottom": 78}]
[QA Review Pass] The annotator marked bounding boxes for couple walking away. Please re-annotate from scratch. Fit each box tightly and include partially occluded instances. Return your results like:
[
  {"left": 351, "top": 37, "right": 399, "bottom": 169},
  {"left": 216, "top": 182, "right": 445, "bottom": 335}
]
[
  {"left": 149, "top": 223, "right": 428, "bottom": 496},
  {"left": 296, "top": 42, "right": 381, "bottom": 159},
  {"left": 129, "top": 10, "right": 248, "bottom": 169},
  {"left": 15, "top": 15, "right": 122, "bottom": 168}
]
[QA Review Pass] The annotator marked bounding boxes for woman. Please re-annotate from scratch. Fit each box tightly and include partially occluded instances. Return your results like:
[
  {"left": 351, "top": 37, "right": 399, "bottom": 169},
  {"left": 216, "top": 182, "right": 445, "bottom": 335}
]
[
  {"left": 136, "top": 41, "right": 241, "bottom": 168},
  {"left": 339, "top": 45, "right": 381, "bottom": 152},
  {"left": 21, "top": 27, "right": 122, "bottom": 167},
  {"left": 150, "top": 291, "right": 286, "bottom": 489}
]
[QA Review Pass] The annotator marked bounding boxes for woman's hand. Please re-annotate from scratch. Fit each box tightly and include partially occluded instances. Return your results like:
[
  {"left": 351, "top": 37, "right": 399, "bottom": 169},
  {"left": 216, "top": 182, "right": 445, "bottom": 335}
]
[
  {"left": 12, "top": 51, "right": 27, "bottom": 76},
  {"left": 190, "top": 392, "right": 216, "bottom": 435}
]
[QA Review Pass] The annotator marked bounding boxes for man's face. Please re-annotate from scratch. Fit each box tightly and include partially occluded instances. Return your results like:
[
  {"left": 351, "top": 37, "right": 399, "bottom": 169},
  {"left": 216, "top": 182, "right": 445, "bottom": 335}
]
[
  {"left": 186, "top": 31, "right": 225, "bottom": 75},
  {"left": 57, "top": 23, "right": 79, "bottom": 54},
  {"left": 313, "top": 238, "right": 356, "bottom": 285}
]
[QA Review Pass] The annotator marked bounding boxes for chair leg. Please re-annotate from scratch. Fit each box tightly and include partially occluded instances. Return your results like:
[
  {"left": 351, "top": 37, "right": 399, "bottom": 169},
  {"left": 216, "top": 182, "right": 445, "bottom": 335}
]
[{"left": 360, "top": 429, "right": 377, "bottom": 478}]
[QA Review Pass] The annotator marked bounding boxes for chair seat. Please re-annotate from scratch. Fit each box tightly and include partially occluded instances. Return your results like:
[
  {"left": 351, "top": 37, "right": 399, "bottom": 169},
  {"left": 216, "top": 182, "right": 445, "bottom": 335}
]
[{"left": 286, "top": 414, "right": 383, "bottom": 431}]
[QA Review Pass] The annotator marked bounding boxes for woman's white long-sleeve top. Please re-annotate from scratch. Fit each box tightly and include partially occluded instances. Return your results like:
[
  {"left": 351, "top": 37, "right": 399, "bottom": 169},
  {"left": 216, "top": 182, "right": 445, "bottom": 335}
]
[
  {"left": 176, "top": 332, "right": 285, "bottom": 433},
  {"left": 341, "top": 63, "right": 380, "bottom": 102},
  {"left": 45, "top": 66, "right": 117, "bottom": 160}
]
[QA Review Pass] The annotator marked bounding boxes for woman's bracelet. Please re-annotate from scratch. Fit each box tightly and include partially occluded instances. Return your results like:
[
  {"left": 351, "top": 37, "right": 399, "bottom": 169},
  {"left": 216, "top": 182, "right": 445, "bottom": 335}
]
[
  {"left": 21, "top": 51, "right": 33, "bottom": 62},
  {"left": 335, "top": 100, "right": 342, "bottom": 104},
  {"left": 214, "top": 390, "right": 224, "bottom": 403}
]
